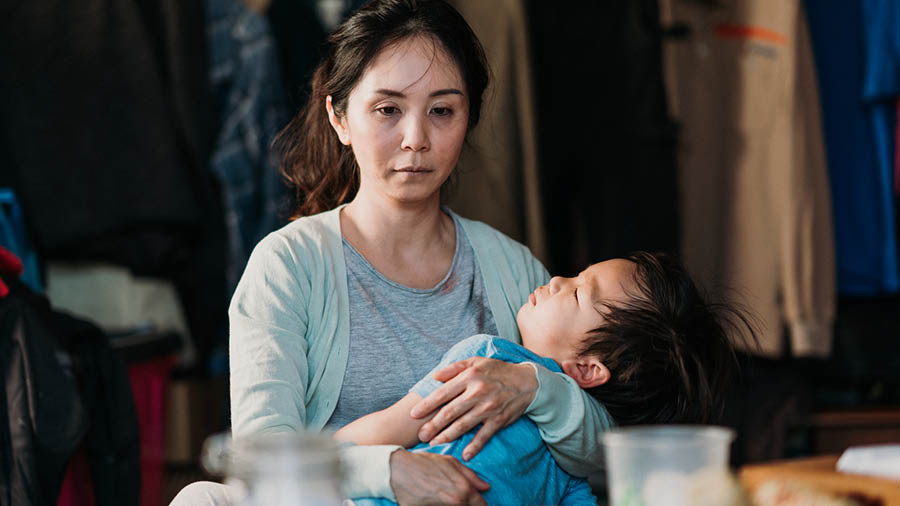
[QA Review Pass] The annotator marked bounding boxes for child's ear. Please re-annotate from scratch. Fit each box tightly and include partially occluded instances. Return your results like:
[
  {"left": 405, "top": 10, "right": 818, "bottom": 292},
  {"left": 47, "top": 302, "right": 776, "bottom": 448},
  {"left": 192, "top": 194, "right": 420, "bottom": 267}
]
[
  {"left": 561, "top": 356, "right": 610, "bottom": 389},
  {"left": 326, "top": 95, "right": 352, "bottom": 146}
]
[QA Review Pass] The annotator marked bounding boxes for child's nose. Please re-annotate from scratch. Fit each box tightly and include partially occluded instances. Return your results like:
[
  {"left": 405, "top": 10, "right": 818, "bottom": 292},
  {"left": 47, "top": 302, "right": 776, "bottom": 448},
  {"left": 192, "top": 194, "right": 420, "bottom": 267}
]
[{"left": 548, "top": 276, "right": 564, "bottom": 295}]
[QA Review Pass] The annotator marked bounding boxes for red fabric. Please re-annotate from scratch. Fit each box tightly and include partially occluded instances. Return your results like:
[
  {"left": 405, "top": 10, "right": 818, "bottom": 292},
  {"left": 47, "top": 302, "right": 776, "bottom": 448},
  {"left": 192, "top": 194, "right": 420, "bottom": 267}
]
[
  {"left": 128, "top": 355, "right": 176, "bottom": 506},
  {"left": 0, "top": 247, "right": 24, "bottom": 298},
  {"left": 57, "top": 448, "right": 95, "bottom": 506},
  {"left": 57, "top": 354, "right": 175, "bottom": 506}
]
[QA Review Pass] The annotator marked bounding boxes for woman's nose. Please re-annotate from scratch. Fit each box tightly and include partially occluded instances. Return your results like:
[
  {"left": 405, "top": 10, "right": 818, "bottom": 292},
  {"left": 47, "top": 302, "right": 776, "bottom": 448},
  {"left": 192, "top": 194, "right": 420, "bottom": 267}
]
[{"left": 400, "top": 114, "right": 430, "bottom": 152}]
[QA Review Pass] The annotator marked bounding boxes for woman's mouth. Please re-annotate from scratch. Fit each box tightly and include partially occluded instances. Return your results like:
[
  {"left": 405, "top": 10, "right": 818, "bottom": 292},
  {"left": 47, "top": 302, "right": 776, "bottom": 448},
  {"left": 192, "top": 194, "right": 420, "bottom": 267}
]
[{"left": 395, "top": 166, "right": 432, "bottom": 173}]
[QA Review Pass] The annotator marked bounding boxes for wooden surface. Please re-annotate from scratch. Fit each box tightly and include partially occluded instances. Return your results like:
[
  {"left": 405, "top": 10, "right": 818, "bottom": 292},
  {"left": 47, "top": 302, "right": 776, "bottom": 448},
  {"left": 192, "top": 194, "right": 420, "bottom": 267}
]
[
  {"left": 740, "top": 455, "right": 900, "bottom": 505},
  {"left": 809, "top": 408, "right": 900, "bottom": 455}
]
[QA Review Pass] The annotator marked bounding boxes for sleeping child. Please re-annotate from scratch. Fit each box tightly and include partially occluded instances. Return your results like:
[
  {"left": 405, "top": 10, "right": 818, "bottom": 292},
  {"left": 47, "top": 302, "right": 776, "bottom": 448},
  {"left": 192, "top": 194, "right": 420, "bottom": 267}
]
[{"left": 336, "top": 252, "right": 754, "bottom": 505}]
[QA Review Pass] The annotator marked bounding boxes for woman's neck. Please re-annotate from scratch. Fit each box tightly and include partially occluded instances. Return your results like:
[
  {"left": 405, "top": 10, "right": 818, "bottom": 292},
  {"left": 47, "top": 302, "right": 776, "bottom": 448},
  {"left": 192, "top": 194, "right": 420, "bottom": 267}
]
[{"left": 340, "top": 193, "right": 456, "bottom": 289}]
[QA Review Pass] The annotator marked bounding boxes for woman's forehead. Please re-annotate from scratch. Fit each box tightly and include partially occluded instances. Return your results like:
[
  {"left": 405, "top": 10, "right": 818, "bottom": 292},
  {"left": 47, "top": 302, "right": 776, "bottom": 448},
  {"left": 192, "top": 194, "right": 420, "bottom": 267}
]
[{"left": 360, "top": 36, "right": 464, "bottom": 93}]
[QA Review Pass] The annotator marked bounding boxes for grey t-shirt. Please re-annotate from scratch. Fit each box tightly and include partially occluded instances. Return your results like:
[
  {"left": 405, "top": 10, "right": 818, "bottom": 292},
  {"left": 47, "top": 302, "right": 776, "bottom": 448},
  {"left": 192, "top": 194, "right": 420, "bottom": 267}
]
[{"left": 325, "top": 215, "right": 498, "bottom": 429}]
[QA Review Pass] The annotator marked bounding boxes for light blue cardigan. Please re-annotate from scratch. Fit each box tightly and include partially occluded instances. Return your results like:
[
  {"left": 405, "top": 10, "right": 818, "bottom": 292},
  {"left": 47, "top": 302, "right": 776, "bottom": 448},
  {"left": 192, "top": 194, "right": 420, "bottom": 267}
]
[{"left": 229, "top": 206, "right": 613, "bottom": 499}]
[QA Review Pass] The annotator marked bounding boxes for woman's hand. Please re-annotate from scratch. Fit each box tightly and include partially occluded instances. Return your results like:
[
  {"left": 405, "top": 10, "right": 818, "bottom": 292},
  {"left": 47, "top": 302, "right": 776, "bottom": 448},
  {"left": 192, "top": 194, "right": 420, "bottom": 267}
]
[
  {"left": 389, "top": 450, "right": 490, "bottom": 505},
  {"left": 409, "top": 358, "right": 538, "bottom": 460}
]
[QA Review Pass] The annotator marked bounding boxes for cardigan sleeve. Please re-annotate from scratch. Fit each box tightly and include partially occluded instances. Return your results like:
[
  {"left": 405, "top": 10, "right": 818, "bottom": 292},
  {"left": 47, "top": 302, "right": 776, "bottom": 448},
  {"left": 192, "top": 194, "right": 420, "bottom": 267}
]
[
  {"left": 230, "top": 232, "right": 312, "bottom": 437},
  {"left": 526, "top": 365, "right": 613, "bottom": 478},
  {"left": 229, "top": 232, "right": 401, "bottom": 500}
]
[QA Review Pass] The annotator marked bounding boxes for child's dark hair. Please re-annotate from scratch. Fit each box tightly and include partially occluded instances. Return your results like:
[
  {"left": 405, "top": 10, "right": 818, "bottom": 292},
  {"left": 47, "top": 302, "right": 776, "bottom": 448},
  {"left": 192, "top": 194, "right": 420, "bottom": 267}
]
[{"left": 580, "top": 252, "right": 756, "bottom": 426}]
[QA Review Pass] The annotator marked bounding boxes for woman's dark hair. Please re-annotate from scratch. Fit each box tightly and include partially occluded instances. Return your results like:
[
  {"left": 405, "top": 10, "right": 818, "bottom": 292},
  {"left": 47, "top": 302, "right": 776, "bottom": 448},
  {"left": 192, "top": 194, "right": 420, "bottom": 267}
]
[
  {"left": 273, "top": 0, "right": 489, "bottom": 219},
  {"left": 580, "top": 252, "right": 758, "bottom": 426}
]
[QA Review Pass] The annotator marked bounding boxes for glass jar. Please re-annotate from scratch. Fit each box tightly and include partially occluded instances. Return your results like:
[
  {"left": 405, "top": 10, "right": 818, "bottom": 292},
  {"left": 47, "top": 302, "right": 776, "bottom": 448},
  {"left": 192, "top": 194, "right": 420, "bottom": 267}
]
[{"left": 202, "top": 431, "right": 344, "bottom": 506}]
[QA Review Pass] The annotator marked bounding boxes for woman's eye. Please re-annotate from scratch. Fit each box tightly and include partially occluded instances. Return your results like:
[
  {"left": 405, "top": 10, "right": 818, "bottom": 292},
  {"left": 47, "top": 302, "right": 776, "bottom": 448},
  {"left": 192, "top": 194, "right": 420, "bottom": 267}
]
[
  {"left": 377, "top": 106, "right": 399, "bottom": 116},
  {"left": 431, "top": 106, "right": 452, "bottom": 117}
]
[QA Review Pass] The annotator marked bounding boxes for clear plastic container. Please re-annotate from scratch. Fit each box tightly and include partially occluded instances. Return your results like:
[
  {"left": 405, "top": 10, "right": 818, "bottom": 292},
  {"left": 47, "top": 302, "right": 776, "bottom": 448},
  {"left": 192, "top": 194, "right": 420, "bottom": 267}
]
[
  {"left": 202, "top": 432, "right": 344, "bottom": 506},
  {"left": 602, "top": 425, "right": 736, "bottom": 506}
]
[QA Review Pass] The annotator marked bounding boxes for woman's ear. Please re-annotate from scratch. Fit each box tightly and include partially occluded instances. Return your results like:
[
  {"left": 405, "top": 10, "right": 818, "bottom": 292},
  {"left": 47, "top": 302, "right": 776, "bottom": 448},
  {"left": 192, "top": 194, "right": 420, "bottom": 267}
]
[
  {"left": 561, "top": 357, "right": 610, "bottom": 389},
  {"left": 326, "top": 95, "right": 351, "bottom": 146}
]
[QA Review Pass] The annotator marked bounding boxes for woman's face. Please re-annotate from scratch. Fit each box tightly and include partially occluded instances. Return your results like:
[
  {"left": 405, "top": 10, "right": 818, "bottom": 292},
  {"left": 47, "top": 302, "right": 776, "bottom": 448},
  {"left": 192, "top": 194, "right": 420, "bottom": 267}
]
[{"left": 327, "top": 36, "right": 469, "bottom": 207}]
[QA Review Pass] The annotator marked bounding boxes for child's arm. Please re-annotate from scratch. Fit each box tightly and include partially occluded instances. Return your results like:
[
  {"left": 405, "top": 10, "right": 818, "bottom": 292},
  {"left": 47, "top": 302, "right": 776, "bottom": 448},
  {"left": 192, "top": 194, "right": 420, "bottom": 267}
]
[{"left": 334, "top": 391, "right": 437, "bottom": 448}]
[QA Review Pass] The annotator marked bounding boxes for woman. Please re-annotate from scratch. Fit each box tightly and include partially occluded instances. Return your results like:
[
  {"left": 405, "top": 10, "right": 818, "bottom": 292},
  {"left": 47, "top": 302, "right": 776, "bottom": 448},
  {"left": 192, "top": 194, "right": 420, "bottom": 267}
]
[{"left": 175, "top": 1, "right": 610, "bottom": 504}]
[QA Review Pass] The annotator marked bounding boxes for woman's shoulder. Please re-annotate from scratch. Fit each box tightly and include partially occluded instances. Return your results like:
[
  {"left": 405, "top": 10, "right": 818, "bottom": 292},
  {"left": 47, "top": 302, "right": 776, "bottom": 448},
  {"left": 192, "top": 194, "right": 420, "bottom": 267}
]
[
  {"left": 452, "top": 210, "right": 546, "bottom": 276},
  {"left": 255, "top": 207, "right": 343, "bottom": 257},
  {"left": 236, "top": 207, "right": 346, "bottom": 288},
  {"left": 452, "top": 211, "right": 531, "bottom": 255}
]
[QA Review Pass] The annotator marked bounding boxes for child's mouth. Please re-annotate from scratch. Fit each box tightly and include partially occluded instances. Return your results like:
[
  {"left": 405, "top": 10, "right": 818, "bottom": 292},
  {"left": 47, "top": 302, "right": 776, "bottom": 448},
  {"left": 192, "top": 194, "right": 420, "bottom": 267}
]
[{"left": 529, "top": 292, "right": 536, "bottom": 305}]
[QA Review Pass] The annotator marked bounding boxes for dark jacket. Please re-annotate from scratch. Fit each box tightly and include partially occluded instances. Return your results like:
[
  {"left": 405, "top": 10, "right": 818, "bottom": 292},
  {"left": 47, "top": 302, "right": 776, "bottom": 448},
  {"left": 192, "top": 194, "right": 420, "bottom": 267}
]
[{"left": 0, "top": 276, "right": 140, "bottom": 506}]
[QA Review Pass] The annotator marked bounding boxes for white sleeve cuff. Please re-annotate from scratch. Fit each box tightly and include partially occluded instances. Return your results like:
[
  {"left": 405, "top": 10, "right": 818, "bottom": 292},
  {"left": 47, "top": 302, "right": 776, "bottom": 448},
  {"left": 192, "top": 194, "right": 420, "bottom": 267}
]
[{"left": 339, "top": 444, "right": 403, "bottom": 500}]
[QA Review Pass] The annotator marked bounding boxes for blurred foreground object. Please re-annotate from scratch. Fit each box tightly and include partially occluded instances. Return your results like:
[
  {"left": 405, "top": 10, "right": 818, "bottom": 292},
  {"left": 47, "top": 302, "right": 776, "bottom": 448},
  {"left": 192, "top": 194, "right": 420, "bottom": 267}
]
[
  {"left": 201, "top": 432, "right": 343, "bottom": 506},
  {"left": 602, "top": 425, "right": 745, "bottom": 506},
  {"left": 836, "top": 444, "right": 900, "bottom": 481},
  {"left": 741, "top": 455, "right": 900, "bottom": 506}
]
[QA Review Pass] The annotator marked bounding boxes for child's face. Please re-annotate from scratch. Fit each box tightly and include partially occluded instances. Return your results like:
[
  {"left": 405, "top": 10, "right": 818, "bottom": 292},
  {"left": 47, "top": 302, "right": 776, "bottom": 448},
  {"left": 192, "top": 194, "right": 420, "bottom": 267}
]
[{"left": 517, "top": 259, "right": 637, "bottom": 366}]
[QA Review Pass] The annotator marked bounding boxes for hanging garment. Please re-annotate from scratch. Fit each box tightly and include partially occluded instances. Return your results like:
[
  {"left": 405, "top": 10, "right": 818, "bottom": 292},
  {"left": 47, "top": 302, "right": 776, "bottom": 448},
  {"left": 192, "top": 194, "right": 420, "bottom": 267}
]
[
  {"left": 266, "top": 0, "right": 328, "bottom": 109},
  {"left": 0, "top": 0, "right": 216, "bottom": 274},
  {"left": 526, "top": 0, "right": 679, "bottom": 275},
  {"left": 896, "top": 99, "right": 900, "bottom": 196},
  {"left": 205, "top": 0, "right": 293, "bottom": 295},
  {"left": 0, "top": 0, "right": 229, "bottom": 370},
  {"left": 0, "top": 189, "right": 41, "bottom": 292},
  {"left": 0, "top": 275, "right": 140, "bottom": 506},
  {"left": 445, "top": 0, "right": 546, "bottom": 263},
  {"left": 662, "top": 0, "right": 836, "bottom": 357},
  {"left": 805, "top": 0, "right": 900, "bottom": 296}
]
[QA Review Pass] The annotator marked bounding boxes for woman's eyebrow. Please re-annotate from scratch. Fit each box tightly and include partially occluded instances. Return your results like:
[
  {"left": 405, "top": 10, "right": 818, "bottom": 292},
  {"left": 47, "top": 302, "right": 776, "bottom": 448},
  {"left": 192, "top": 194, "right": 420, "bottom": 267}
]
[{"left": 374, "top": 88, "right": 464, "bottom": 98}]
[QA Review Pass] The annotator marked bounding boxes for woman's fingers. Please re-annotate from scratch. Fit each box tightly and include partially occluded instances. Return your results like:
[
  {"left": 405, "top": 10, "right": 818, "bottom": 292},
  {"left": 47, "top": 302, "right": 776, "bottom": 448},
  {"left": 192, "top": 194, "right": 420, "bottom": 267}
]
[
  {"left": 410, "top": 371, "right": 469, "bottom": 419},
  {"left": 414, "top": 359, "right": 539, "bottom": 450},
  {"left": 390, "top": 450, "right": 489, "bottom": 506},
  {"left": 429, "top": 404, "right": 490, "bottom": 446},
  {"left": 462, "top": 418, "right": 505, "bottom": 460},
  {"left": 418, "top": 385, "right": 483, "bottom": 442},
  {"left": 431, "top": 359, "right": 472, "bottom": 382},
  {"left": 452, "top": 458, "right": 490, "bottom": 491}
]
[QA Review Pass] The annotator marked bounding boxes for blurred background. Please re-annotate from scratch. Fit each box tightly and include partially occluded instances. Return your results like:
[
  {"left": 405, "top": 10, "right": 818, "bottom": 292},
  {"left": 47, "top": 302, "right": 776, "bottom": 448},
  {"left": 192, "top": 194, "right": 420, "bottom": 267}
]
[{"left": 1, "top": 0, "right": 899, "bottom": 505}]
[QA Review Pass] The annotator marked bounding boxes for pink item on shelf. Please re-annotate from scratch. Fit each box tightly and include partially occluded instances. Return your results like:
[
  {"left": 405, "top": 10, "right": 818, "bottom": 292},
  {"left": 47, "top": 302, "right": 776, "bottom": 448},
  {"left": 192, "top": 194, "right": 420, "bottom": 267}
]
[
  {"left": 57, "top": 447, "right": 95, "bottom": 506},
  {"left": 129, "top": 354, "right": 176, "bottom": 506},
  {"left": 57, "top": 354, "right": 175, "bottom": 506}
]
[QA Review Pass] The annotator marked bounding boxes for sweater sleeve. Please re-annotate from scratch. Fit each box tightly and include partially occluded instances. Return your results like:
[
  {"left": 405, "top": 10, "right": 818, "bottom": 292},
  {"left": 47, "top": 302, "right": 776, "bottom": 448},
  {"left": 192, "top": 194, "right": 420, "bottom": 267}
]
[
  {"left": 229, "top": 232, "right": 400, "bottom": 500},
  {"left": 340, "top": 445, "right": 403, "bottom": 499},
  {"left": 525, "top": 364, "right": 613, "bottom": 478},
  {"left": 780, "top": 6, "right": 836, "bottom": 357},
  {"left": 230, "top": 233, "right": 312, "bottom": 437}
]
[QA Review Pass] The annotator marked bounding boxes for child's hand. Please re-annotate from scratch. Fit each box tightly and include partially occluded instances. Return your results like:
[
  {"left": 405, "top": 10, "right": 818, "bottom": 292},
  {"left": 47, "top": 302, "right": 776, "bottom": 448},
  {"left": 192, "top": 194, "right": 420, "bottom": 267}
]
[{"left": 409, "top": 358, "right": 538, "bottom": 460}]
